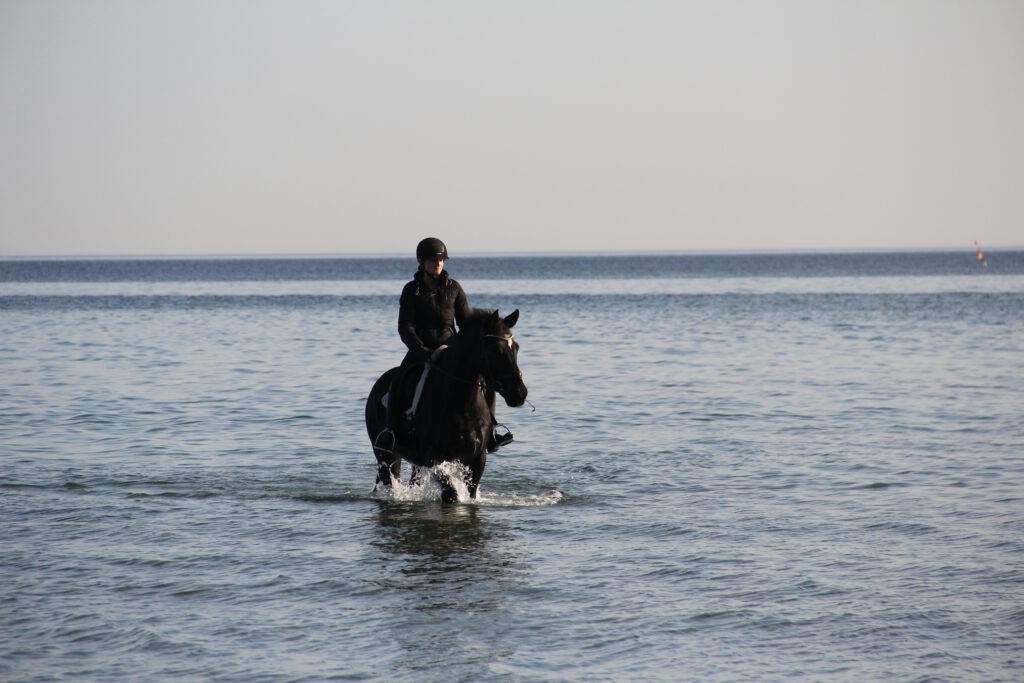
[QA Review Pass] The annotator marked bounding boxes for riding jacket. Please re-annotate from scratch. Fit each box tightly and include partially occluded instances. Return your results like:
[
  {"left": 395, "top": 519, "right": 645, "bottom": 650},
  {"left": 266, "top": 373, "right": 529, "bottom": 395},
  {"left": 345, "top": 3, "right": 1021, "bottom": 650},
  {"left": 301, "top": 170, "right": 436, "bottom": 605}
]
[{"left": 398, "top": 270, "right": 470, "bottom": 356}]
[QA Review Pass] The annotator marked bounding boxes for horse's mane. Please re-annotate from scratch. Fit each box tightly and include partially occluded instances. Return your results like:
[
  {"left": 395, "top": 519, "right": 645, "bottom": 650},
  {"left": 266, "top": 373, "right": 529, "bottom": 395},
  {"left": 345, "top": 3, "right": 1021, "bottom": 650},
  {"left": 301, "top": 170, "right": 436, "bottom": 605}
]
[
  {"left": 456, "top": 308, "right": 501, "bottom": 338},
  {"left": 436, "top": 309, "right": 499, "bottom": 368}
]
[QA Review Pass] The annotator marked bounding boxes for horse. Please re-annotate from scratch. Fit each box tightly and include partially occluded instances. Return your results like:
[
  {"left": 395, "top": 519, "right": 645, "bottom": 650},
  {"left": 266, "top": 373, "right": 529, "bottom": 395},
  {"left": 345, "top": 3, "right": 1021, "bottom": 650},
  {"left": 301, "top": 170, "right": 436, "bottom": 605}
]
[{"left": 364, "top": 309, "right": 528, "bottom": 502}]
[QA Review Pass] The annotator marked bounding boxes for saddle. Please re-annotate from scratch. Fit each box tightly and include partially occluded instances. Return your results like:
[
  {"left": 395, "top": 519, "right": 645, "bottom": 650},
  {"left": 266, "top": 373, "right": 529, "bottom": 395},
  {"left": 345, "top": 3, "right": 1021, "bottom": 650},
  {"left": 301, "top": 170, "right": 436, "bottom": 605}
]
[{"left": 382, "top": 345, "right": 447, "bottom": 423}]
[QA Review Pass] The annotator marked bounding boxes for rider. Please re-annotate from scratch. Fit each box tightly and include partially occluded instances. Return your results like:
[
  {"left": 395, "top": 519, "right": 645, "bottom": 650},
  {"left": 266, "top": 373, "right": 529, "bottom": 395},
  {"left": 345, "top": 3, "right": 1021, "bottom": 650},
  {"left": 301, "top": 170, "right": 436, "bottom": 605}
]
[
  {"left": 378, "top": 237, "right": 513, "bottom": 452},
  {"left": 398, "top": 237, "right": 470, "bottom": 367}
]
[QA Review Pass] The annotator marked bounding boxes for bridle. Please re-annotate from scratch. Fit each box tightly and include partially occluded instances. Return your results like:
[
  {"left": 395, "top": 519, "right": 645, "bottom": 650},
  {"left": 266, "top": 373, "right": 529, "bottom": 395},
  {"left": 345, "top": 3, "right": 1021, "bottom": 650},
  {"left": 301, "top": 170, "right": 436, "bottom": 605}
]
[
  {"left": 420, "top": 329, "right": 534, "bottom": 412},
  {"left": 481, "top": 333, "right": 522, "bottom": 395},
  {"left": 426, "top": 331, "right": 521, "bottom": 394}
]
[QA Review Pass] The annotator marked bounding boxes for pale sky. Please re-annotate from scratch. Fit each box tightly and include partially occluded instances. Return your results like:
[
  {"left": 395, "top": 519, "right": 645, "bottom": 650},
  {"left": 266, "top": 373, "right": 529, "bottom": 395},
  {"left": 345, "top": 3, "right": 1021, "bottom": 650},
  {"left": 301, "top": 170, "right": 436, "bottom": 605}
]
[{"left": 1, "top": 1, "right": 1022, "bottom": 257}]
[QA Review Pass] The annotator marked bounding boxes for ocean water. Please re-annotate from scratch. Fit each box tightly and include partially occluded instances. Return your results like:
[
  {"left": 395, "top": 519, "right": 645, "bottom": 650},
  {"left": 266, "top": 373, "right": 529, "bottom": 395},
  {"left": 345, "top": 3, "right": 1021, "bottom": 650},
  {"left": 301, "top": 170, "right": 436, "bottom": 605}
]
[{"left": 2, "top": 250, "right": 1022, "bottom": 682}]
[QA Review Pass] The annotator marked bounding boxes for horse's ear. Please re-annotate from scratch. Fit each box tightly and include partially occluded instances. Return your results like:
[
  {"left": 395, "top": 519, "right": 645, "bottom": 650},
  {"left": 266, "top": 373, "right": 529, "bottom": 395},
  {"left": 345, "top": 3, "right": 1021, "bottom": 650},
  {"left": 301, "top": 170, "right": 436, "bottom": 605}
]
[{"left": 504, "top": 309, "right": 519, "bottom": 329}]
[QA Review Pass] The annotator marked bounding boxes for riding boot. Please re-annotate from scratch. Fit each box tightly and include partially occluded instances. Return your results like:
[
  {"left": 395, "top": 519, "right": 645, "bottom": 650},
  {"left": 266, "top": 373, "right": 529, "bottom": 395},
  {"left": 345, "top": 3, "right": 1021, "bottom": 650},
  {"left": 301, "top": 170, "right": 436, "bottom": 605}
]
[
  {"left": 487, "top": 414, "right": 514, "bottom": 453},
  {"left": 485, "top": 389, "right": 513, "bottom": 452},
  {"left": 488, "top": 427, "right": 514, "bottom": 453}
]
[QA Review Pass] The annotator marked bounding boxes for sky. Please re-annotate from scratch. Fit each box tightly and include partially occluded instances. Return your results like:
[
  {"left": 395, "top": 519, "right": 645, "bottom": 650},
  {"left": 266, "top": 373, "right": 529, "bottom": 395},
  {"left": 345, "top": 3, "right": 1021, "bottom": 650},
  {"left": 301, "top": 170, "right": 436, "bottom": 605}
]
[{"left": 1, "top": 1, "right": 1022, "bottom": 257}]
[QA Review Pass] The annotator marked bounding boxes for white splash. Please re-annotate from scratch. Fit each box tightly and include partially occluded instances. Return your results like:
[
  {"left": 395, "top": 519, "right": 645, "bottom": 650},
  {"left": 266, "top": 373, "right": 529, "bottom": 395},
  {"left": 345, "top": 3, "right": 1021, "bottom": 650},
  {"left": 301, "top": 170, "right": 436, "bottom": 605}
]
[{"left": 370, "top": 463, "right": 563, "bottom": 507}]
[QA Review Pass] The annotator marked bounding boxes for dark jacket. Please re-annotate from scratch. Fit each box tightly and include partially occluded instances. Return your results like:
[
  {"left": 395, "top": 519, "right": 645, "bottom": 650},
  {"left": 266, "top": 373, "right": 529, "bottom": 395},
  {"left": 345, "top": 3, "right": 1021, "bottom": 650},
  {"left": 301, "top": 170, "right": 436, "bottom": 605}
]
[{"left": 398, "top": 270, "right": 470, "bottom": 354}]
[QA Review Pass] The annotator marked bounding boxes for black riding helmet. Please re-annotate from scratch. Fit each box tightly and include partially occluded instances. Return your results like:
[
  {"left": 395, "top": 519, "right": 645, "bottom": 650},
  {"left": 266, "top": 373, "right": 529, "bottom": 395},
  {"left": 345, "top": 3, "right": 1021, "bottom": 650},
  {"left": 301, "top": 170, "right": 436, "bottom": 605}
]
[{"left": 416, "top": 237, "right": 449, "bottom": 261}]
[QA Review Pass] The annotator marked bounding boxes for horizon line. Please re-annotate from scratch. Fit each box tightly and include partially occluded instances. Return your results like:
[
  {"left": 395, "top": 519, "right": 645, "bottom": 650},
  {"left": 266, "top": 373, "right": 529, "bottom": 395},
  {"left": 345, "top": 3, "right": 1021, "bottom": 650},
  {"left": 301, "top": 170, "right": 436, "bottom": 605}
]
[{"left": 2, "top": 245, "right": 1020, "bottom": 260}]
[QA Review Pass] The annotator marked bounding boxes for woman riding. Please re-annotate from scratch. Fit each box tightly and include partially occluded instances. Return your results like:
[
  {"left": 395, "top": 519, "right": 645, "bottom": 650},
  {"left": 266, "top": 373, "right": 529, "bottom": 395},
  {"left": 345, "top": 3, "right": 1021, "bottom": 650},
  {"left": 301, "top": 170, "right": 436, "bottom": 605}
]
[
  {"left": 398, "top": 237, "right": 471, "bottom": 367},
  {"left": 378, "top": 237, "right": 513, "bottom": 452}
]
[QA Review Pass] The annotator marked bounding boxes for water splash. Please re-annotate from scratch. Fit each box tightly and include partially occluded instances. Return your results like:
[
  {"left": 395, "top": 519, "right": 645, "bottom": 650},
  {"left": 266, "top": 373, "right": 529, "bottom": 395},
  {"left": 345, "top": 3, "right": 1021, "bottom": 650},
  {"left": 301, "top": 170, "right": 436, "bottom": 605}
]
[{"left": 370, "top": 463, "right": 563, "bottom": 507}]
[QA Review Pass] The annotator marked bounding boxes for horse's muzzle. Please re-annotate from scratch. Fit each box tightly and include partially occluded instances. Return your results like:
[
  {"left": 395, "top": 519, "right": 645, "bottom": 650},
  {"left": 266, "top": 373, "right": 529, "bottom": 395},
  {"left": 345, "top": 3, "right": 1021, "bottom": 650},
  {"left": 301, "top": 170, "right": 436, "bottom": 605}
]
[{"left": 500, "top": 382, "right": 528, "bottom": 408}]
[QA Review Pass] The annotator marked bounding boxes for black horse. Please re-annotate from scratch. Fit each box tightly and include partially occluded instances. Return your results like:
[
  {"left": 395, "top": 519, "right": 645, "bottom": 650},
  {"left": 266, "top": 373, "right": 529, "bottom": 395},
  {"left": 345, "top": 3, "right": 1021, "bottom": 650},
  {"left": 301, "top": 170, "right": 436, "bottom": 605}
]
[{"left": 365, "top": 309, "right": 528, "bottom": 502}]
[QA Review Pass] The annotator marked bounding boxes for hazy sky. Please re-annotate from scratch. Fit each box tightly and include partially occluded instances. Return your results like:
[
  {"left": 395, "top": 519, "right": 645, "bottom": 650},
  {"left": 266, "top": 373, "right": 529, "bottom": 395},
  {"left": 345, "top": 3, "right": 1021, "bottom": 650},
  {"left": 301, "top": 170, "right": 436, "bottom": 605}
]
[{"left": 2, "top": 1, "right": 1022, "bottom": 256}]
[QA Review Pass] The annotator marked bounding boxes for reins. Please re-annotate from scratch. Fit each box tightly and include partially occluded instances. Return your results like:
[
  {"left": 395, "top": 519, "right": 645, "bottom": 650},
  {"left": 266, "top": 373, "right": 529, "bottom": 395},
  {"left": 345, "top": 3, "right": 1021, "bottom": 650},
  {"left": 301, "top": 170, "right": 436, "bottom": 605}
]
[
  {"left": 426, "top": 331, "right": 521, "bottom": 394},
  {"left": 425, "top": 359, "right": 488, "bottom": 390}
]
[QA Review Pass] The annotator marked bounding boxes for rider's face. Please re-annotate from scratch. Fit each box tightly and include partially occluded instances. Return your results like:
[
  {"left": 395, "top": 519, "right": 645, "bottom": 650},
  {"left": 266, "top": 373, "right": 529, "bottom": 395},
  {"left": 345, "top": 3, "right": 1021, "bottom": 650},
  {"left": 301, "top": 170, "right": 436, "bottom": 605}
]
[{"left": 423, "top": 257, "right": 445, "bottom": 276}]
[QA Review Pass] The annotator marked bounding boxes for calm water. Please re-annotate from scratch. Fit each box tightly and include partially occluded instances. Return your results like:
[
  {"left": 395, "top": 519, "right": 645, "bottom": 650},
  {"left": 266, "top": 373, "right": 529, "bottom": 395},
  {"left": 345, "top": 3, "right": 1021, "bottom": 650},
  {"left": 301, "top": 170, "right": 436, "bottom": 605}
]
[{"left": 2, "top": 251, "right": 1023, "bottom": 682}]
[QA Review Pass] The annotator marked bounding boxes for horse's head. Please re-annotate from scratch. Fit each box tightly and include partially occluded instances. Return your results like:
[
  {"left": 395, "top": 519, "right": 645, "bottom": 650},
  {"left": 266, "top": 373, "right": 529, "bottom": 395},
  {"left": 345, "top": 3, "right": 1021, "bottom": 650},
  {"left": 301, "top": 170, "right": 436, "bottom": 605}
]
[{"left": 481, "top": 309, "right": 528, "bottom": 408}]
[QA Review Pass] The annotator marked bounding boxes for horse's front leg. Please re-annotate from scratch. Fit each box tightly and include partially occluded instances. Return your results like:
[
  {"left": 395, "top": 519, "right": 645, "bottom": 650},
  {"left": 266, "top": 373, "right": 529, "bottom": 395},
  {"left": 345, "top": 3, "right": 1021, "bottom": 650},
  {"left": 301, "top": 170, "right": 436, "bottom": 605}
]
[
  {"left": 421, "top": 446, "right": 460, "bottom": 503},
  {"left": 466, "top": 451, "right": 487, "bottom": 499}
]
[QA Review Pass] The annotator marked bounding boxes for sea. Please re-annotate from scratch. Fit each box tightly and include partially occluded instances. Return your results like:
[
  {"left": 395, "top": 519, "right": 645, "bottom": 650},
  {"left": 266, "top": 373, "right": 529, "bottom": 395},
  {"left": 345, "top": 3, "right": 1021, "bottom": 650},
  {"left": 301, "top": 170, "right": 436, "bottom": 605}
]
[{"left": 2, "top": 250, "right": 1022, "bottom": 682}]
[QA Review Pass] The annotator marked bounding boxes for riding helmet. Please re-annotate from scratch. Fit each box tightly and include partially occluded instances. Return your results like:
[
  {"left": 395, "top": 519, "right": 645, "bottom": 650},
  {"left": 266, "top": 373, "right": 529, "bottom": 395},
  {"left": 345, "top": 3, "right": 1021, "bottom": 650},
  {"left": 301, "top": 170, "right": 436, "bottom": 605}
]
[{"left": 416, "top": 237, "right": 449, "bottom": 261}]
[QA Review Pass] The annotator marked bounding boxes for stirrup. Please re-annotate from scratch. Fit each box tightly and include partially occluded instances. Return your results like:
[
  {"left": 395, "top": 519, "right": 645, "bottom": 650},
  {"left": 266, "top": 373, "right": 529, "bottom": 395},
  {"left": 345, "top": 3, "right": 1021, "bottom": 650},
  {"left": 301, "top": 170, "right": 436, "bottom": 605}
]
[
  {"left": 374, "top": 429, "right": 396, "bottom": 455},
  {"left": 488, "top": 425, "right": 514, "bottom": 453}
]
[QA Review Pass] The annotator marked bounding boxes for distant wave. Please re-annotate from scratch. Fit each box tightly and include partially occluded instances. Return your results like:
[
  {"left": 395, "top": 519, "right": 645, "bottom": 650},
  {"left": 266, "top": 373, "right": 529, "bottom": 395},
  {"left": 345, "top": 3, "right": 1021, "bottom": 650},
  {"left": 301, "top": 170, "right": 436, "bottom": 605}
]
[{"left": 3, "top": 274, "right": 1023, "bottom": 299}]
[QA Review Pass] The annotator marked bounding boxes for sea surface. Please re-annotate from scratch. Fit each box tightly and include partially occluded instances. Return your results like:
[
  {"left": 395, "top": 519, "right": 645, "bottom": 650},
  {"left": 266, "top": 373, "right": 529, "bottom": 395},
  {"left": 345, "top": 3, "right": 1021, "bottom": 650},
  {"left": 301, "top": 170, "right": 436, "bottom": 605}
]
[{"left": 2, "top": 250, "right": 1022, "bottom": 682}]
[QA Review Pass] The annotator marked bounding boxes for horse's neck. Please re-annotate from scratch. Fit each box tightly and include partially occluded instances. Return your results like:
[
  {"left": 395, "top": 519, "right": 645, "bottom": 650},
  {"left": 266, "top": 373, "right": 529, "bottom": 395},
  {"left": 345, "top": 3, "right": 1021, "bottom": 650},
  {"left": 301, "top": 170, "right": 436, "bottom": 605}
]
[{"left": 436, "top": 342, "right": 482, "bottom": 390}]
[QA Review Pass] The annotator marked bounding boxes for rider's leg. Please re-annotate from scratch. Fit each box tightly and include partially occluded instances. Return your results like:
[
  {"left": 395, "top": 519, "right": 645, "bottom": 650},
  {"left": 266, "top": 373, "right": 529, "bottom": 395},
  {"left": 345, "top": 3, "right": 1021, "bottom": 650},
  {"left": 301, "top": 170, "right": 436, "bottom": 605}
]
[
  {"left": 486, "top": 387, "right": 513, "bottom": 452},
  {"left": 374, "top": 387, "right": 397, "bottom": 454},
  {"left": 376, "top": 349, "right": 427, "bottom": 452},
  {"left": 374, "top": 368, "right": 407, "bottom": 454}
]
